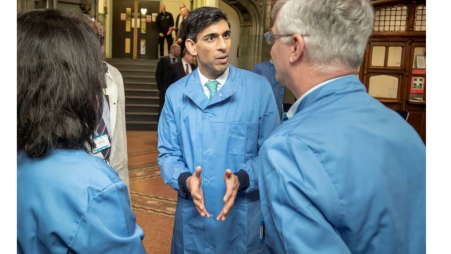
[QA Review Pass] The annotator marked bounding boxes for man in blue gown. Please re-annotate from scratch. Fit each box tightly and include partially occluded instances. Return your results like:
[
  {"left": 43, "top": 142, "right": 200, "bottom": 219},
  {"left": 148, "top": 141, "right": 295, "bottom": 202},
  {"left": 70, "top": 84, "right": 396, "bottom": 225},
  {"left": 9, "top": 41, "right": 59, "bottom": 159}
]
[
  {"left": 258, "top": 0, "right": 426, "bottom": 253},
  {"left": 157, "top": 7, "right": 280, "bottom": 253},
  {"left": 252, "top": 59, "right": 285, "bottom": 119}
]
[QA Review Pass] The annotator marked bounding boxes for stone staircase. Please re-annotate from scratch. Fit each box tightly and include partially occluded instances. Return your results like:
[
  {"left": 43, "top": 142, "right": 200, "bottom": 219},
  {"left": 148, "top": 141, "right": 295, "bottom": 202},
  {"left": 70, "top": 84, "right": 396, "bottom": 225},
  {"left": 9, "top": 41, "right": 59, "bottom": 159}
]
[{"left": 105, "top": 58, "right": 160, "bottom": 131}]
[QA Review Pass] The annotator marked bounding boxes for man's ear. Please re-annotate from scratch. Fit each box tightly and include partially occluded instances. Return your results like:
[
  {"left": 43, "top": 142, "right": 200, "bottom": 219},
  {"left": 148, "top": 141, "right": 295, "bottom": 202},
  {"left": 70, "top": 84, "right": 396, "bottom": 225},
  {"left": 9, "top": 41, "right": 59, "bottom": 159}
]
[
  {"left": 290, "top": 34, "right": 305, "bottom": 63},
  {"left": 185, "top": 39, "right": 197, "bottom": 56}
]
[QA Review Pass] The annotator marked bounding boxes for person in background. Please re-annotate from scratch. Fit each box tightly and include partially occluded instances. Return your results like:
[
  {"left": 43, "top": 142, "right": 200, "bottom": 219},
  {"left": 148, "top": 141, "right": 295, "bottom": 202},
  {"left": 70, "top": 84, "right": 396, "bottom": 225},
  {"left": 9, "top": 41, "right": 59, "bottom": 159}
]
[
  {"left": 158, "top": 7, "right": 280, "bottom": 253},
  {"left": 70, "top": 12, "right": 130, "bottom": 191},
  {"left": 162, "top": 48, "right": 197, "bottom": 96},
  {"left": 156, "top": 3, "right": 175, "bottom": 57},
  {"left": 174, "top": 3, "right": 186, "bottom": 36},
  {"left": 17, "top": 9, "right": 146, "bottom": 253},
  {"left": 156, "top": 44, "right": 181, "bottom": 116},
  {"left": 258, "top": 0, "right": 426, "bottom": 253},
  {"left": 176, "top": 7, "right": 190, "bottom": 53},
  {"left": 252, "top": 57, "right": 285, "bottom": 119}
]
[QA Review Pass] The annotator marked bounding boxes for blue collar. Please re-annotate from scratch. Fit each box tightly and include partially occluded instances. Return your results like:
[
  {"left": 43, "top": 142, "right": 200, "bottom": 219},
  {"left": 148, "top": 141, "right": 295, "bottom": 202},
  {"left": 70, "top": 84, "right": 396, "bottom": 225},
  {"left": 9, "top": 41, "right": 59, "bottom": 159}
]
[
  {"left": 182, "top": 64, "right": 239, "bottom": 110},
  {"left": 286, "top": 75, "right": 365, "bottom": 119}
]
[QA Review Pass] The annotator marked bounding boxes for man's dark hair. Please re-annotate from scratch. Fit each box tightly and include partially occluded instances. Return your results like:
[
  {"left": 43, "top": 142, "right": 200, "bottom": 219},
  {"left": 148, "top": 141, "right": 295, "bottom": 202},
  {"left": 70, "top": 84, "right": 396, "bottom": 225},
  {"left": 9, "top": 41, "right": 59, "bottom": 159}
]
[
  {"left": 17, "top": 9, "right": 105, "bottom": 158},
  {"left": 183, "top": 7, "right": 231, "bottom": 43}
]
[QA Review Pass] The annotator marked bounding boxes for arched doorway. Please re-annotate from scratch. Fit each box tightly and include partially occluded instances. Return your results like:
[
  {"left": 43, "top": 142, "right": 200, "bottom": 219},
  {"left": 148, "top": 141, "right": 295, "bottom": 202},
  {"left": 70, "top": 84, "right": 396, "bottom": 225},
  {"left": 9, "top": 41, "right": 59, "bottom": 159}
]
[{"left": 220, "top": 0, "right": 265, "bottom": 70}]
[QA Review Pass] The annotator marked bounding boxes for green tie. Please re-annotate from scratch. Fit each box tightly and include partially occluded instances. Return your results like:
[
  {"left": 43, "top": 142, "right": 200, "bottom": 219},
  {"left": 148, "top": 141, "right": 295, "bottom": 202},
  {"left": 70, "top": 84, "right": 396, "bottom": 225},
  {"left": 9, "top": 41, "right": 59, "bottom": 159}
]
[{"left": 205, "top": 80, "right": 219, "bottom": 99}]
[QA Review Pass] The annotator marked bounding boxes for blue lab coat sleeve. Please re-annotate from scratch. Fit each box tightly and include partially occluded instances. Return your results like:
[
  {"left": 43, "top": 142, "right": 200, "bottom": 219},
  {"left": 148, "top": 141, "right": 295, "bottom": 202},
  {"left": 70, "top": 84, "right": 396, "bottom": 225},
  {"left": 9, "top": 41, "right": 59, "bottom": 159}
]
[
  {"left": 158, "top": 93, "right": 190, "bottom": 190},
  {"left": 69, "top": 181, "right": 146, "bottom": 253},
  {"left": 241, "top": 83, "right": 280, "bottom": 193},
  {"left": 259, "top": 136, "right": 351, "bottom": 253}
]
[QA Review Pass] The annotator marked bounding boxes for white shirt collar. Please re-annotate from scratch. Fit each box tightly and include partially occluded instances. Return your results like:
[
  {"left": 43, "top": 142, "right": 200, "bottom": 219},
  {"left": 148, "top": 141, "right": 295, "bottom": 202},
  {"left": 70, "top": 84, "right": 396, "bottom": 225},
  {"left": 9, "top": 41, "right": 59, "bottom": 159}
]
[
  {"left": 198, "top": 67, "right": 229, "bottom": 98},
  {"left": 198, "top": 67, "right": 229, "bottom": 86},
  {"left": 286, "top": 75, "right": 351, "bottom": 119}
]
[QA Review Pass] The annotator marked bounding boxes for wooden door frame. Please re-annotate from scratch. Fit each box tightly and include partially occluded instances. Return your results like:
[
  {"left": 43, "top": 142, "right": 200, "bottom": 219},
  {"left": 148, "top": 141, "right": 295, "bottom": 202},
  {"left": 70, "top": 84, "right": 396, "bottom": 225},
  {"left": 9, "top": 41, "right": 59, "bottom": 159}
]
[{"left": 133, "top": 0, "right": 138, "bottom": 59}]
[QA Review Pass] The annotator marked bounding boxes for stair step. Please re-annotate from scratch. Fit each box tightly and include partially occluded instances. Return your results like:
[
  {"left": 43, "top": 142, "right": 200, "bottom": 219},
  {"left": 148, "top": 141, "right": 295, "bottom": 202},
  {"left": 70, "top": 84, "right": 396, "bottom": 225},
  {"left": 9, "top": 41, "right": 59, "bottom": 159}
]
[
  {"left": 126, "top": 104, "right": 160, "bottom": 113},
  {"left": 112, "top": 65, "right": 155, "bottom": 72},
  {"left": 126, "top": 112, "right": 158, "bottom": 115},
  {"left": 124, "top": 80, "right": 157, "bottom": 85},
  {"left": 121, "top": 71, "right": 155, "bottom": 78},
  {"left": 126, "top": 121, "right": 158, "bottom": 131},
  {"left": 125, "top": 83, "right": 158, "bottom": 89},
  {"left": 126, "top": 96, "right": 159, "bottom": 105},
  {"left": 126, "top": 112, "right": 159, "bottom": 122},
  {"left": 124, "top": 77, "right": 157, "bottom": 83},
  {"left": 125, "top": 90, "right": 159, "bottom": 97},
  {"left": 105, "top": 58, "right": 158, "bottom": 66},
  {"left": 127, "top": 121, "right": 158, "bottom": 124},
  {"left": 125, "top": 88, "right": 159, "bottom": 97}
]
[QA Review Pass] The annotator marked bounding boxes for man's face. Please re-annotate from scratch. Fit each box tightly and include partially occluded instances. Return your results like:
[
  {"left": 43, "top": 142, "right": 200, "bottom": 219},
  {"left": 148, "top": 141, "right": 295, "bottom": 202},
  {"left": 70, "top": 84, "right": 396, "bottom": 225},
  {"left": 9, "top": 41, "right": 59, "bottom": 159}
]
[
  {"left": 160, "top": 4, "right": 166, "bottom": 12},
  {"left": 183, "top": 52, "right": 195, "bottom": 64},
  {"left": 191, "top": 19, "right": 231, "bottom": 79},
  {"left": 181, "top": 9, "right": 188, "bottom": 18},
  {"left": 180, "top": 4, "right": 186, "bottom": 11},
  {"left": 171, "top": 47, "right": 181, "bottom": 58}
]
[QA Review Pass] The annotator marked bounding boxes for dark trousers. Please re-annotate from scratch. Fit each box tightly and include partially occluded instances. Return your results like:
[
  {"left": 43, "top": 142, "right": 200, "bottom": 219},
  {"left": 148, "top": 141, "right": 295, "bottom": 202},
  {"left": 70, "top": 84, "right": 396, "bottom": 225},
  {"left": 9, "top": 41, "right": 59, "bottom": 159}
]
[
  {"left": 159, "top": 35, "right": 173, "bottom": 57},
  {"left": 159, "top": 90, "right": 166, "bottom": 117}
]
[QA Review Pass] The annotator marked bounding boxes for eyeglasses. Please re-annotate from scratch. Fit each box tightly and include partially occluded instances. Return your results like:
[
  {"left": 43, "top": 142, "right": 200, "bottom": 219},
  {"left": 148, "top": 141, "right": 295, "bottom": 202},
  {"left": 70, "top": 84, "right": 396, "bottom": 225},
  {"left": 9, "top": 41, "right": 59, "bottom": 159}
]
[{"left": 264, "top": 31, "right": 308, "bottom": 45}]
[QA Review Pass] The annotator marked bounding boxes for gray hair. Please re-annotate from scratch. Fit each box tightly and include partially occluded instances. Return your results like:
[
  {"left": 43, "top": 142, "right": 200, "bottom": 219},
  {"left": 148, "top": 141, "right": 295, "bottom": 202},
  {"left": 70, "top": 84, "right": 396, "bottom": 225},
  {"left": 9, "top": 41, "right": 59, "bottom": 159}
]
[{"left": 272, "top": 0, "right": 374, "bottom": 73}]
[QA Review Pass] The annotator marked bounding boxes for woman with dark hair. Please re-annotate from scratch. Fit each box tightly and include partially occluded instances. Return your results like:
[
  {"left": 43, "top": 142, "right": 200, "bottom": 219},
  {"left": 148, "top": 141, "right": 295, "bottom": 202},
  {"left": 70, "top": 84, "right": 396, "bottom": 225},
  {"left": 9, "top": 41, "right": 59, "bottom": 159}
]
[{"left": 17, "top": 9, "right": 146, "bottom": 253}]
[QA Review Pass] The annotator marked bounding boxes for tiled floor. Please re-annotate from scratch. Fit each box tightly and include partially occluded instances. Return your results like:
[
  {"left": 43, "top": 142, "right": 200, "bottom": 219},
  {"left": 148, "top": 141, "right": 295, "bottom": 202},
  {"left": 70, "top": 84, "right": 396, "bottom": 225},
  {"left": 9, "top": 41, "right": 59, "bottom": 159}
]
[{"left": 127, "top": 131, "right": 175, "bottom": 253}]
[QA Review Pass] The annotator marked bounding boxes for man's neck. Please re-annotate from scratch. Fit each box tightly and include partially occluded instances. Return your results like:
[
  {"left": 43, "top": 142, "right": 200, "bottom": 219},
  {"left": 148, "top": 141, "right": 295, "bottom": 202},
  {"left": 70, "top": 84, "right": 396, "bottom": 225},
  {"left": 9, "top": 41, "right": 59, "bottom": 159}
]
[{"left": 290, "top": 67, "right": 356, "bottom": 99}]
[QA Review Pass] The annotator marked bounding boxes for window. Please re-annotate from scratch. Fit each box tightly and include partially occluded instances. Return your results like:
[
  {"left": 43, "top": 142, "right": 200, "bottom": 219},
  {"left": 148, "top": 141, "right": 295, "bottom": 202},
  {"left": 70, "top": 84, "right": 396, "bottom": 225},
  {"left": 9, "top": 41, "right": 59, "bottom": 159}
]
[
  {"left": 387, "top": 47, "right": 403, "bottom": 67},
  {"left": 371, "top": 46, "right": 386, "bottom": 66},
  {"left": 368, "top": 75, "right": 399, "bottom": 99},
  {"left": 374, "top": 5, "right": 408, "bottom": 32},
  {"left": 414, "top": 5, "right": 426, "bottom": 31},
  {"left": 370, "top": 43, "right": 405, "bottom": 68}
]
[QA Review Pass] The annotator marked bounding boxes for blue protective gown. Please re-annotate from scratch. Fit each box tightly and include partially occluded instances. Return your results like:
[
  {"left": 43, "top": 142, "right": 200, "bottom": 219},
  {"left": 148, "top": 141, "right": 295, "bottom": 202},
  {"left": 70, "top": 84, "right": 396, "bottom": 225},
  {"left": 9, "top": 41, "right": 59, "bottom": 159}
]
[
  {"left": 17, "top": 150, "right": 146, "bottom": 254},
  {"left": 251, "top": 60, "right": 286, "bottom": 118},
  {"left": 258, "top": 75, "right": 426, "bottom": 253},
  {"left": 158, "top": 64, "right": 280, "bottom": 253}
]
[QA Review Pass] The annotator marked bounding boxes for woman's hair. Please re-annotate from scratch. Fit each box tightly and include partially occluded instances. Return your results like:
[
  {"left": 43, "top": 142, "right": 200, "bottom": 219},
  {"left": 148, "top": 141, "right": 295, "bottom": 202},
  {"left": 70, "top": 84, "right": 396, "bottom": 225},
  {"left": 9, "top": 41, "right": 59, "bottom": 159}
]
[{"left": 17, "top": 9, "right": 105, "bottom": 158}]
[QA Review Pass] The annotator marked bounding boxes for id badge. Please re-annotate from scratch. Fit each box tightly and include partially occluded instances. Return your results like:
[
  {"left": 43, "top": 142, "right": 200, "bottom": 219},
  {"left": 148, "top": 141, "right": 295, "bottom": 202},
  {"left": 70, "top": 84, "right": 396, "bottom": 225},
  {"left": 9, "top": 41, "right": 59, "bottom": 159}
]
[{"left": 93, "top": 134, "right": 111, "bottom": 154}]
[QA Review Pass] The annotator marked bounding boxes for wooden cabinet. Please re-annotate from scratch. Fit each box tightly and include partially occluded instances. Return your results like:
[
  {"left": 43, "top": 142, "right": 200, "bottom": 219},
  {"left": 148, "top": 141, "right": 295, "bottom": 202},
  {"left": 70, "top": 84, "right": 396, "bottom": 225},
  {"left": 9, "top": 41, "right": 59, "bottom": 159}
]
[
  {"left": 360, "top": 0, "right": 426, "bottom": 143},
  {"left": 406, "top": 102, "right": 426, "bottom": 144}
]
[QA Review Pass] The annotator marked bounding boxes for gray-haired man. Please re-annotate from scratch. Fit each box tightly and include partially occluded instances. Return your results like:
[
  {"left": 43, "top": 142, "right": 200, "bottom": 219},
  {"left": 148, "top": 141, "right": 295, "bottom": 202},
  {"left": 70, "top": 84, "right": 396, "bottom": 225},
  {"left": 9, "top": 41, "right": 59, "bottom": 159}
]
[{"left": 258, "top": 0, "right": 426, "bottom": 253}]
